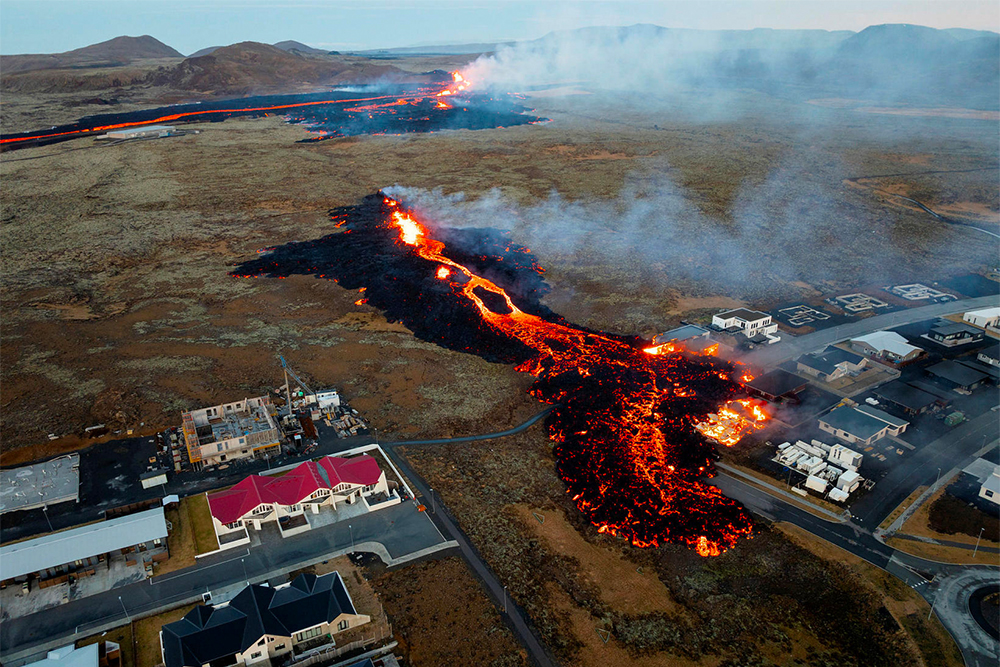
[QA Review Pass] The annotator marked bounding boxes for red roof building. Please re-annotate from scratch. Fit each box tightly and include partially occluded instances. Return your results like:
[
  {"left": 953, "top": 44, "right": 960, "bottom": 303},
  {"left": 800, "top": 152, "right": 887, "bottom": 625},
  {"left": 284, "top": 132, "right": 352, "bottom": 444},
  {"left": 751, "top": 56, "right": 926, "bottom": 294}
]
[{"left": 208, "top": 455, "right": 386, "bottom": 526}]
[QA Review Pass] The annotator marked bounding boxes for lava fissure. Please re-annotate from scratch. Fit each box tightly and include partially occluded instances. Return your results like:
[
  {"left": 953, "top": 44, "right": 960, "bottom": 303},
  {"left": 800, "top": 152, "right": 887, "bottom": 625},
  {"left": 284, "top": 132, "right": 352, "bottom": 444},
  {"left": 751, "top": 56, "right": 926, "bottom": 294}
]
[{"left": 233, "top": 193, "right": 766, "bottom": 556}]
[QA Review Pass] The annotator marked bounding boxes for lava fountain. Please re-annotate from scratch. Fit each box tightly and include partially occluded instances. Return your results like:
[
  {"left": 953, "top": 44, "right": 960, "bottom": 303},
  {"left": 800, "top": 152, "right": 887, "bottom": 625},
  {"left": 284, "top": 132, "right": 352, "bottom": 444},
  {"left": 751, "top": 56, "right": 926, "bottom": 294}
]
[{"left": 232, "top": 194, "right": 768, "bottom": 556}]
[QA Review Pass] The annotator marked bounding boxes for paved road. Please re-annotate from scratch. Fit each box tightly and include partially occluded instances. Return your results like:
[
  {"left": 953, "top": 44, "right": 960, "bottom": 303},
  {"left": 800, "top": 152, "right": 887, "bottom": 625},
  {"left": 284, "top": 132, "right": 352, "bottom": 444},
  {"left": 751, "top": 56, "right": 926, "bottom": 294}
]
[
  {"left": 0, "top": 502, "right": 444, "bottom": 659},
  {"left": 712, "top": 472, "right": 999, "bottom": 667},
  {"left": 387, "top": 406, "right": 555, "bottom": 447},
  {"left": 745, "top": 295, "right": 999, "bottom": 366},
  {"left": 388, "top": 447, "right": 558, "bottom": 667},
  {"left": 850, "top": 411, "right": 999, "bottom": 527}
]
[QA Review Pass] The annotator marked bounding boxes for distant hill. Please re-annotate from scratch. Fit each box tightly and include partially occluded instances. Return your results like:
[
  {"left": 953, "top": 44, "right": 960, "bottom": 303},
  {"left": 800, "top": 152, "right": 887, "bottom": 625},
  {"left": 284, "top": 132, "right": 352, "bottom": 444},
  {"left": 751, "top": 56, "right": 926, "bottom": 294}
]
[
  {"left": 145, "top": 41, "right": 407, "bottom": 94},
  {"left": 189, "top": 46, "right": 222, "bottom": 58},
  {"left": 272, "top": 40, "right": 328, "bottom": 55},
  {"left": 2, "top": 35, "right": 182, "bottom": 73}
]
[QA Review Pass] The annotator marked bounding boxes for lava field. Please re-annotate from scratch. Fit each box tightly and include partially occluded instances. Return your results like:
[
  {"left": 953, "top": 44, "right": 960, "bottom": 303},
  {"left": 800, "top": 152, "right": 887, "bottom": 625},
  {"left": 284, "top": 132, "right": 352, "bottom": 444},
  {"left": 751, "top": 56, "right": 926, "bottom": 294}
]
[{"left": 232, "top": 193, "right": 766, "bottom": 556}]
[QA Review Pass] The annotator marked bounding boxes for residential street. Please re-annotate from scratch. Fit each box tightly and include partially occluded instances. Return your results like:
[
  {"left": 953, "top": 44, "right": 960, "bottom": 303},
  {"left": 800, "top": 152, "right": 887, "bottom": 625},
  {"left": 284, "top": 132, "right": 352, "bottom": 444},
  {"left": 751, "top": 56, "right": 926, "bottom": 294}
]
[{"left": 0, "top": 501, "right": 448, "bottom": 662}]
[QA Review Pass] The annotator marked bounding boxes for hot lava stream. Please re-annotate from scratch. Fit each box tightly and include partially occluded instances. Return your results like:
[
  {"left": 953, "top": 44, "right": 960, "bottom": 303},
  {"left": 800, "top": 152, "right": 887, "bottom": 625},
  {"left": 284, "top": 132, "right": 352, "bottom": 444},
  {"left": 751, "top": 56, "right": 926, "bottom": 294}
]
[{"left": 233, "top": 194, "right": 768, "bottom": 556}]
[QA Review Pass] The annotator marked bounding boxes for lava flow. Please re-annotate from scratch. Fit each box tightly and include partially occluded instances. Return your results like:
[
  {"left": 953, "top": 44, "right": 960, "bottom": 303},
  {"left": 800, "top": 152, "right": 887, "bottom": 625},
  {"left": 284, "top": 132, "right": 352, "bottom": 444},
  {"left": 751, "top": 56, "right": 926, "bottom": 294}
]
[{"left": 232, "top": 194, "right": 768, "bottom": 556}]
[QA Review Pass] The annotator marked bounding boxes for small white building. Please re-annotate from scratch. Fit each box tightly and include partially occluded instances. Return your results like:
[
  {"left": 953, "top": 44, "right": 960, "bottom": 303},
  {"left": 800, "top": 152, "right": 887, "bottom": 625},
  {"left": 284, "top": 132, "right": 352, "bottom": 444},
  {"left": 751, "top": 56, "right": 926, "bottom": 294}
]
[
  {"left": 711, "top": 308, "right": 780, "bottom": 343},
  {"left": 105, "top": 125, "right": 176, "bottom": 140},
  {"left": 964, "top": 306, "right": 1000, "bottom": 330},
  {"left": 980, "top": 467, "right": 1000, "bottom": 505},
  {"left": 828, "top": 443, "right": 863, "bottom": 471},
  {"left": 305, "top": 389, "right": 341, "bottom": 410}
]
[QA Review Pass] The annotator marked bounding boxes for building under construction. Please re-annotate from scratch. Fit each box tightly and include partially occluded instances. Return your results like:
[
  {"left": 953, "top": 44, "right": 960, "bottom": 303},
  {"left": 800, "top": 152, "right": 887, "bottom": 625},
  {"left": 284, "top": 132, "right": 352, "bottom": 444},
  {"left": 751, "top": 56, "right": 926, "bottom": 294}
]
[{"left": 181, "top": 396, "right": 281, "bottom": 469}]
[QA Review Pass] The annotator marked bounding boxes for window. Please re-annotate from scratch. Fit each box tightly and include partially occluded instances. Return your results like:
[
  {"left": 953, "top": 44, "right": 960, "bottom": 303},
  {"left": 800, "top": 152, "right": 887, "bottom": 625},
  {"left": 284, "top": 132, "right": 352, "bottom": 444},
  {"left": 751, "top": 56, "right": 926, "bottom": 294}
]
[
  {"left": 217, "top": 444, "right": 224, "bottom": 452},
  {"left": 295, "top": 626, "right": 323, "bottom": 641},
  {"left": 258, "top": 639, "right": 266, "bottom": 646},
  {"left": 274, "top": 644, "right": 286, "bottom": 651},
  {"left": 987, "top": 489, "right": 995, "bottom": 498},
  {"left": 337, "top": 619, "right": 349, "bottom": 631},
  {"left": 250, "top": 652, "right": 262, "bottom": 660}
]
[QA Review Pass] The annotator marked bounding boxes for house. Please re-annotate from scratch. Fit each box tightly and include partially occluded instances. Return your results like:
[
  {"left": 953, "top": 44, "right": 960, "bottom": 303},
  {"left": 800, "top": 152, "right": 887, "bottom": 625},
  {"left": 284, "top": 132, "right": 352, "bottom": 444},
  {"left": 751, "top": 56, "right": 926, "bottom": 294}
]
[
  {"left": 654, "top": 324, "right": 711, "bottom": 345},
  {"left": 796, "top": 346, "right": 867, "bottom": 382},
  {"left": 208, "top": 455, "right": 391, "bottom": 540},
  {"left": 979, "top": 467, "right": 1000, "bottom": 506},
  {"left": 963, "top": 306, "right": 1000, "bottom": 330},
  {"left": 850, "top": 331, "right": 923, "bottom": 365},
  {"left": 873, "top": 382, "right": 940, "bottom": 415},
  {"left": 710, "top": 308, "right": 780, "bottom": 344},
  {"left": 182, "top": 396, "right": 281, "bottom": 469},
  {"left": 978, "top": 345, "right": 1000, "bottom": 368},
  {"left": 926, "top": 360, "right": 989, "bottom": 391},
  {"left": 744, "top": 369, "right": 807, "bottom": 403},
  {"left": 818, "top": 404, "right": 909, "bottom": 446},
  {"left": 0, "top": 507, "right": 169, "bottom": 588},
  {"left": 160, "top": 572, "right": 370, "bottom": 667},
  {"left": 924, "top": 322, "right": 984, "bottom": 347}
]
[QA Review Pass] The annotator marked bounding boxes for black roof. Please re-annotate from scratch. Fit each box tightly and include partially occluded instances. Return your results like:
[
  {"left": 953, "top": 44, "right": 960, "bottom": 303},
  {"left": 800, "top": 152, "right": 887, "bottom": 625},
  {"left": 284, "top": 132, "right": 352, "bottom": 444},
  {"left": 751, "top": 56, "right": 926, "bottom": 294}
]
[
  {"left": 958, "top": 358, "right": 1000, "bottom": 380},
  {"left": 717, "top": 308, "right": 769, "bottom": 322},
  {"left": 797, "top": 346, "right": 865, "bottom": 376},
  {"left": 926, "top": 360, "right": 988, "bottom": 388},
  {"left": 819, "top": 405, "right": 894, "bottom": 441},
  {"left": 746, "top": 369, "right": 807, "bottom": 398},
  {"left": 873, "top": 381, "right": 938, "bottom": 411},
  {"left": 162, "top": 572, "right": 357, "bottom": 667},
  {"left": 978, "top": 345, "right": 1000, "bottom": 363},
  {"left": 930, "top": 322, "right": 981, "bottom": 337}
]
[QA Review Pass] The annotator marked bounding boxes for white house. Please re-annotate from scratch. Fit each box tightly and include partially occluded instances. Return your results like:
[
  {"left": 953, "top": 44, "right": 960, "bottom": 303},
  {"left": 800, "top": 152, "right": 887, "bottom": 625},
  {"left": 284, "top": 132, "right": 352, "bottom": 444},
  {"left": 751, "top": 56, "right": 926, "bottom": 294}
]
[
  {"left": 980, "top": 466, "right": 1000, "bottom": 506},
  {"left": 964, "top": 306, "right": 1000, "bottom": 330},
  {"left": 850, "top": 331, "right": 923, "bottom": 364},
  {"left": 711, "top": 308, "right": 780, "bottom": 343}
]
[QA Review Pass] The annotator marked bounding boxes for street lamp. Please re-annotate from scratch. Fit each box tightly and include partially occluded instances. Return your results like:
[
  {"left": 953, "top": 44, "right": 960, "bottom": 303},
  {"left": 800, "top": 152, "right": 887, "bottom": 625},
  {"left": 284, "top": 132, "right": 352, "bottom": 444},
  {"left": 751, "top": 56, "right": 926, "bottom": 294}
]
[
  {"left": 119, "top": 596, "right": 131, "bottom": 623},
  {"left": 241, "top": 558, "right": 249, "bottom": 586},
  {"left": 429, "top": 488, "right": 436, "bottom": 514},
  {"left": 349, "top": 524, "right": 354, "bottom": 555},
  {"left": 41, "top": 505, "right": 53, "bottom": 533},
  {"left": 973, "top": 527, "right": 985, "bottom": 558},
  {"left": 503, "top": 585, "right": 507, "bottom": 614}
]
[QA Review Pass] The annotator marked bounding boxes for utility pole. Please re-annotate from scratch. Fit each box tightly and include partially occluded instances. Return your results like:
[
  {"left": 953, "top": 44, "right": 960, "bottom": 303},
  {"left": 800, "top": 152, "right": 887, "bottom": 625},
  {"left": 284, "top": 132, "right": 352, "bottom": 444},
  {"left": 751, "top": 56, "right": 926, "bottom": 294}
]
[
  {"left": 241, "top": 558, "right": 249, "bottom": 586},
  {"left": 973, "top": 527, "right": 985, "bottom": 558},
  {"left": 42, "top": 505, "right": 53, "bottom": 533},
  {"left": 119, "top": 596, "right": 130, "bottom": 623}
]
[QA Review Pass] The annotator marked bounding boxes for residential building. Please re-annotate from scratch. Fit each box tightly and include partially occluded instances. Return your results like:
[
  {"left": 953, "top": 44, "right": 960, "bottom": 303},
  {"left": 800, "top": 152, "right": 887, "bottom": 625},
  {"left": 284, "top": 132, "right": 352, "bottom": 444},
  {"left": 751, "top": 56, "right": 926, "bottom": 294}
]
[
  {"left": 926, "top": 360, "right": 989, "bottom": 392},
  {"left": 850, "top": 331, "right": 924, "bottom": 365},
  {"left": 160, "top": 572, "right": 370, "bottom": 667},
  {"left": 0, "top": 507, "right": 168, "bottom": 587},
  {"left": 925, "top": 322, "right": 984, "bottom": 347},
  {"left": 818, "top": 404, "right": 909, "bottom": 446},
  {"left": 745, "top": 369, "right": 807, "bottom": 403},
  {"left": 182, "top": 396, "right": 281, "bottom": 468},
  {"left": 873, "top": 382, "right": 940, "bottom": 415},
  {"left": 796, "top": 346, "right": 867, "bottom": 382},
  {"left": 963, "top": 306, "right": 1000, "bottom": 330},
  {"left": 710, "top": 308, "right": 780, "bottom": 343},
  {"left": 654, "top": 324, "right": 711, "bottom": 345},
  {"left": 208, "top": 455, "right": 391, "bottom": 540},
  {"left": 978, "top": 345, "right": 1000, "bottom": 368},
  {"left": 979, "top": 467, "right": 1000, "bottom": 506}
]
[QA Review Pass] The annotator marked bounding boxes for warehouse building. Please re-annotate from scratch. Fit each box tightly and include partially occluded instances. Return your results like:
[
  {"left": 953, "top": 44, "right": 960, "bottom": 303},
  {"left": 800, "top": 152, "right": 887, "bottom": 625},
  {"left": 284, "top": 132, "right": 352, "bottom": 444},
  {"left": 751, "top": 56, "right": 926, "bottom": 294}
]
[
  {"left": 818, "top": 404, "right": 909, "bottom": 446},
  {"left": 0, "top": 454, "right": 79, "bottom": 514},
  {"left": 104, "top": 125, "right": 176, "bottom": 140},
  {"left": 182, "top": 396, "right": 281, "bottom": 469},
  {"left": 963, "top": 306, "right": 1000, "bottom": 330},
  {"left": 0, "top": 507, "right": 169, "bottom": 588},
  {"left": 873, "top": 381, "right": 942, "bottom": 415},
  {"left": 926, "top": 360, "right": 989, "bottom": 392}
]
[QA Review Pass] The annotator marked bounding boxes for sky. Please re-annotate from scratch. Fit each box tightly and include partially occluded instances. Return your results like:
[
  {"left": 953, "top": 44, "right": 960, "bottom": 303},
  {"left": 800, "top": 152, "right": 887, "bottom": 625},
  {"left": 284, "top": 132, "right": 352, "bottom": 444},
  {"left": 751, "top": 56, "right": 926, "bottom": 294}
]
[{"left": 1, "top": 0, "right": 997, "bottom": 56}]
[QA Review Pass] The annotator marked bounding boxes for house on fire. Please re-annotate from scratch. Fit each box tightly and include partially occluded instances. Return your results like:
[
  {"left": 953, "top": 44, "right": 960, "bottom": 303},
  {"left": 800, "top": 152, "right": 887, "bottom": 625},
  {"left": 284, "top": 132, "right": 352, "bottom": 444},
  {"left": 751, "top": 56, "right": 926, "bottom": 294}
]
[
  {"left": 160, "top": 572, "right": 370, "bottom": 667},
  {"left": 796, "top": 346, "right": 867, "bottom": 383},
  {"left": 710, "top": 309, "right": 781, "bottom": 345},
  {"left": 818, "top": 404, "right": 909, "bottom": 447},
  {"left": 207, "top": 455, "right": 392, "bottom": 544},
  {"left": 745, "top": 369, "right": 807, "bottom": 403}
]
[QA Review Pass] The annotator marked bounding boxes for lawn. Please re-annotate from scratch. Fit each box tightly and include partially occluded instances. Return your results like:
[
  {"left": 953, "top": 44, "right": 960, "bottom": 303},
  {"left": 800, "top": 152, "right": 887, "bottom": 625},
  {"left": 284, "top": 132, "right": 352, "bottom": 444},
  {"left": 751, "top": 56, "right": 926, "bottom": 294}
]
[{"left": 183, "top": 493, "right": 219, "bottom": 555}]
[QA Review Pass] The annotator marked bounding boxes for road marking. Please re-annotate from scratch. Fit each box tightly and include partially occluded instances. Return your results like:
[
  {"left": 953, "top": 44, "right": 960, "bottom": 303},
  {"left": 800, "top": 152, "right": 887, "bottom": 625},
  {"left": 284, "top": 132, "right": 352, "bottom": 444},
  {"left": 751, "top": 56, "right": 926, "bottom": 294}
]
[{"left": 150, "top": 548, "right": 251, "bottom": 585}]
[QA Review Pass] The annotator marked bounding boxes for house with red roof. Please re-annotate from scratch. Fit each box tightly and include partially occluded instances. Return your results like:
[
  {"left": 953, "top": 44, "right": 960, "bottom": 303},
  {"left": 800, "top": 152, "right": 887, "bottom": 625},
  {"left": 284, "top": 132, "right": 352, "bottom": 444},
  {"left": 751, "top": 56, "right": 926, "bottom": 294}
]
[{"left": 207, "top": 455, "right": 391, "bottom": 542}]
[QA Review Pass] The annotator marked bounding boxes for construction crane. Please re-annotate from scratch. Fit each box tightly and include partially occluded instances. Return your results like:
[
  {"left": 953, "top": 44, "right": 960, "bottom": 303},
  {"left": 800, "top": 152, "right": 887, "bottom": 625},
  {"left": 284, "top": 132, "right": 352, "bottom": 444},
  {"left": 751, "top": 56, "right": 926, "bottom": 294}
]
[{"left": 278, "top": 355, "right": 316, "bottom": 413}]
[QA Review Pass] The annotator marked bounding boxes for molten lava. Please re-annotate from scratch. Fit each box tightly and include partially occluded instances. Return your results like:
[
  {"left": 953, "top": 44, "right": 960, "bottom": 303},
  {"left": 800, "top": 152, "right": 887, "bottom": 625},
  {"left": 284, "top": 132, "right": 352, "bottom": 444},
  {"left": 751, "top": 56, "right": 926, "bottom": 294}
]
[{"left": 233, "top": 194, "right": 768, "bottom": 555}]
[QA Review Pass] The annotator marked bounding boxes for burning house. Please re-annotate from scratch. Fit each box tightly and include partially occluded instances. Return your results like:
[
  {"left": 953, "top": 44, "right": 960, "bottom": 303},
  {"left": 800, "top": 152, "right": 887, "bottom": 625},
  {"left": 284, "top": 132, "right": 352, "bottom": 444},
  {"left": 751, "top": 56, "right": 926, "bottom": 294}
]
[{"left": 181, "top": 397, "right": 281, "bottom": 469}]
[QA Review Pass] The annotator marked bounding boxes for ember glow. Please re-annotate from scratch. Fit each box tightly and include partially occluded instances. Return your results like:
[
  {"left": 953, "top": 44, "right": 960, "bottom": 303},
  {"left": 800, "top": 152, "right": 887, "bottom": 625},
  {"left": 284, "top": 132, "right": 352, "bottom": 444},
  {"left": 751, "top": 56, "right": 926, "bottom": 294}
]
[
  {"left": 1, "top": 70, "right": 543, "bottom": 150},
  {"left": 232, "top": 194, "right": 767, "bottom": 555}
]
